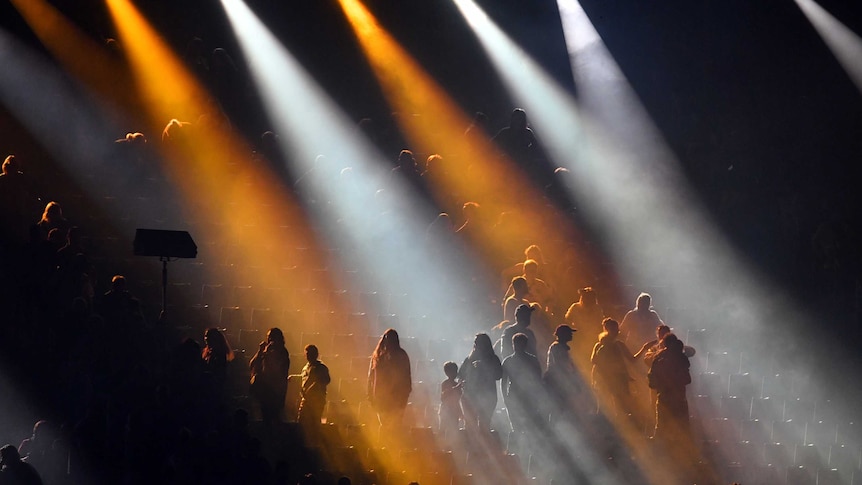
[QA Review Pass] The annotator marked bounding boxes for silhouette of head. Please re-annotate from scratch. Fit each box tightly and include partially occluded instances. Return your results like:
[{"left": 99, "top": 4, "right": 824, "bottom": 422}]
[
  {"left": 305, "top": 344, "right": 319, "bottom": 362},
  {"left": 579, "top": 287, "right": 596, "bottom": 305},
  {"left": 510, "top": 108, "right": 527, "bottom": 130},
  {"left": 514, "top": 304, "right": 533, "bottom": 327},
  {"left": 636, "top": 292, "right": 651, "bottom": 311},
  {"left": 512, "top": 333, "right": 529, "bottom": 353},
  {"left": 555, "top": 324, "right": 575, "bottom": 343},
  {"left": 656, "top": 324, "right": 671, "bottom": 340},
  {"left": 523, "top": 259, "right": 539, "bottom": 279},
  {"left": 524, "top": 244, "right": 543, "bottom": 262},
  {"left": 602, "top": 318, "right": 619, "bottom": 336},
  {"left": 0, "top": 444, "right": 21, "bottom": 466},
  {"left": 42, "top": 201, "right": 63, "bottom": 222},
  {"left": 111, "top": 275, "right": 127, "bottom": 292},
  {"left": 267, "top": 327, "right": 285, "bottom": 345},
  {"left": 473, "top": 333, "right": 494, "bottom": 356},
  {"left": 512, "top": 276, "right": 528, "bottom": 296},
  {"left": 2, "top": 155, "right": 18, "bottom": 175},
  {"left": 397, "top": 149, "right": 416, "bottom": 169},
  {"left": 443, "top": 361, "right": 458, "bottom": 379},
  {"left": 381, "top": 328, "right": 400, "bottom": 349},
  {"left": 663, "top": 333, "right": 684, "bottom": 353}
]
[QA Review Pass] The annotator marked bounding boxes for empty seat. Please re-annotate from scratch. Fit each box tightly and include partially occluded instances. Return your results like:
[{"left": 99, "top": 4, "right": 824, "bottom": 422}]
[
  {"left": 772, "top": 420, "right": 805, "bottom": 446},
  {"left": 750, "top": 397, "right": 784, "bottom": 423},
  {"left": 320, "top": 311, "right": 350, "bottom": 334},
  {"left": 201, "top": 284, "right": 230, "bottom": 308},
  {"left": 761, "top": 373, "right": 794, "bottom": 401},
  {"left": 728, "top": 373, "right": 758, "bottom": 400},
  {"left": 236, "top": 328, "right": 261, "bottom": 352},
  {"left": 346, "top": 313, "right": 372, "bottom": 333},
  {"left": 794, "top": 443, "right": 823, "bottom": 469},
  {"left": 805, "top": 420, "right": 837, "bottom": 447},
  {"left": 331, "top": 334, "right": 359, "bottom": 357},
  {"left": 739, "top": 419, "right": 771, "bottom": 445},
  {"left": 828, "top": 443, "right": 861, "bottom": 472},
  {"left": 783, "top": 398, "right": 815, "bottom": 423},
  {"left": 250, "top": 308, "right": 278, "bottom": 331},
  {"left": 703, "top": 418, "right": 740, "bottom": 444},
  {"left": 219, "top": 306, "right": 245, "bottom": 329},
  {"left": 695, "top": 372, "right": 726, "bottom": 398},
  {"left": 168, "top": 282, "right": 197, "bottom": 306},
  {"left": 427, "top": 339, "right": 454, "bottom": 363},
  {"left": 356, "top": 292, "right": 387, "bottom": 314},
  {"left": 295, "top": 288, "right": 329, "bottom": 312},
  {"left": 232, "top": 285, "right": 259, "bottom": 309},
  {"left": 815, "top": 468, "right": 842, "bottom": 485},
  {"left": 706, "top": 351, "right": 739, "bottom": 375},
  {"left": 259, "top": 287, "right": 288, "bottom": 312},
  {"left": 720, "top": 396, "right": 751, "bottom": 420},
  {"left": 763, "top": 442, "right": 793, "bottom": 468},
  {"left": 785, "top": 465, "right": 816, "bottom": 485}
]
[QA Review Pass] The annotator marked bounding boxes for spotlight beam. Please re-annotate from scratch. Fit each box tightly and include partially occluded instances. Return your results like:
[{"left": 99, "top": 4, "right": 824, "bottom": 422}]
[
  {"left": 219, "top": 0, "right": 490, "bottom": 338},
  {"left": 336, "top": 0, "right": 604, "bottom": 298},
  {"left": 795, "top": 0, "right": 862, "bottom": 94}
]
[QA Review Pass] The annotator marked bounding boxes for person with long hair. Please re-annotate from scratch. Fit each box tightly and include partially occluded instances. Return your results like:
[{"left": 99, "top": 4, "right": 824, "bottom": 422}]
[
  {"left": 202, "top": 328, "right": 235, "bottom": 386},
  {"left": 37, "top": 201, "right": 70, "bottom": 240},
  {"left": 367, "top": 329, "right": 412, "bottom": 430},
  {"left": 249, "top": 328, "right": 290, "bottom": 424},
  {"left": 459, "top": 333, "right": 502, "bottom": 432}
]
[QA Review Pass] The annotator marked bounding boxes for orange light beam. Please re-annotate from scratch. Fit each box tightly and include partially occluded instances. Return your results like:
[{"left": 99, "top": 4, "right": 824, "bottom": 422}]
[
  {"left": 105, "top": 0, "right": 346, "bottom": 322},
  {"left": 337, "top": 0, "right": 601, "bottom": 296}
]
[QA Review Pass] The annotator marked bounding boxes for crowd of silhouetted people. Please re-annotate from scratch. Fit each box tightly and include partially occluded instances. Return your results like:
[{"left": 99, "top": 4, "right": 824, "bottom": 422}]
[{"left": 1, "top": 28, "right": 860, "bottom": 485}]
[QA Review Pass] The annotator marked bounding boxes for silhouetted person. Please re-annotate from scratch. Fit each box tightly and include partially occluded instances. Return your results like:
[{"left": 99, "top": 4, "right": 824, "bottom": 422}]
[
  {"left": 455, "top": 201, "right": 484, "bottom": 241},
  {"left": 502, "top": 277, "right": 531, "bottom": 324},
  {"left": 391, "top": 149, "right": 420, "bottom": 179},
  {"left": 500, "top": 244, "right": 547, "bottom": 291},
  {"left": 620, "top": 292, "right": 664, "bottom": 347},
  {"left": 202, "top": 327, "right": 235, "bottom": 388},
  {"left": 298, "top": 344, "right": 331, "bottom": 427},
  {"left": 459, "top": 333, "right": 502, "bottom": 432},
  {"left": 17, "top": 421, "right": 62, "bottom": 485},
  {"left": 591, "top": 318, "right": 637, "bottom": 423},
  {"left": 249, "top": 328, "right": 290, "bottom": 424},
  {"left": 501, "top": 333, "right": 542, "bottom": 433},
  {"left": 502, "top": 259, "right": 555, "bottom": 315},
  {"left": 0, "top": 444, "right": 43, "bottom": 485},
  {"left": 493, "top": 108, "right": 537, "bottom": 164},
  {"left": 37, "top": 201, "right": 70, "bottom": 241},
  {"left": 544, "top": 325, "right": 583, "bottom": 421},
  {"left": 97, "top": 275, "right": 144, "bottom": 328},
  {"left": 565, "top": 287, "right": 604, "bottom": 345},
  {"left": 648, "top": 334, "right": 691, "bottom": 440},
  {"left": 465, "top": 111, "right": 489, "bottom": 137},
  {"left": 56, "top": 226, "right": 85, "bottom": 272},
  {"left": 0, "top": 155, "right": 38, "bottom": 244},
  {"left": 499, "top": 304, "right": 538, "bottom": 359},
  {"left": 439, "top": 361, "right": 462, "bottom": 437},
  {"left": 367, "top": 329, "right": 412, "bottom": 430}
]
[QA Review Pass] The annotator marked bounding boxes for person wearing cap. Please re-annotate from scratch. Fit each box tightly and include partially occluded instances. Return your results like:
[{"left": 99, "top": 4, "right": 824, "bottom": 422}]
[
  {"left": 544, "top": 325, "right": 581, "bottom": 422},
  {"left": 499, "top": 303, "right": 538, "bottom": 359}
]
